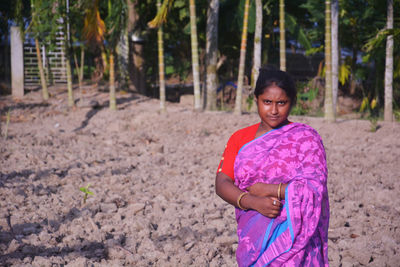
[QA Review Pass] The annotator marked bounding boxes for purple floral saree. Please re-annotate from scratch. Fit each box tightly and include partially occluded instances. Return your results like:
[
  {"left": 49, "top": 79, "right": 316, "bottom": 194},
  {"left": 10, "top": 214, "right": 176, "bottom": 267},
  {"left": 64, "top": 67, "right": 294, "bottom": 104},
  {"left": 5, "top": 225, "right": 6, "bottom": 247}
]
[{"left": 233, "top": 123, "right": 329, "bottom": 266}]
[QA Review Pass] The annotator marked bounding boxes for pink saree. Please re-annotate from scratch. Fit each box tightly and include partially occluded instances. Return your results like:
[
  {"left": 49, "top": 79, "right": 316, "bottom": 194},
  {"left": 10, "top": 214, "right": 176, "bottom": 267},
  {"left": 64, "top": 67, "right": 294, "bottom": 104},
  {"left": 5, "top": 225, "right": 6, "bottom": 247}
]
[{"left": 233, "top": 122, "right": 329, "bottom": 266}]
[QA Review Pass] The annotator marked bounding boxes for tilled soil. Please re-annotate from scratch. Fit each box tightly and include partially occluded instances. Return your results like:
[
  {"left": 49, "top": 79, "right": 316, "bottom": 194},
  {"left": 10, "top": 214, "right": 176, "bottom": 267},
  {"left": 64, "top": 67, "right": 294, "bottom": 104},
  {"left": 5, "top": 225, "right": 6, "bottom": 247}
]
[{"left": 0, "top": 87, "right": 399, "bottom": 266}]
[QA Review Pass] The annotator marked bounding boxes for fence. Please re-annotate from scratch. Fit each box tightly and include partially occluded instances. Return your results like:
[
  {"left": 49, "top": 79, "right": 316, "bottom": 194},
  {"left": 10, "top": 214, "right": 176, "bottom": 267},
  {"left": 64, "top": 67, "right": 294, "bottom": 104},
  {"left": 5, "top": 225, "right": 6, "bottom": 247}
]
[{"left": 23, "top": 31, "right": 67, "bottom": 87}]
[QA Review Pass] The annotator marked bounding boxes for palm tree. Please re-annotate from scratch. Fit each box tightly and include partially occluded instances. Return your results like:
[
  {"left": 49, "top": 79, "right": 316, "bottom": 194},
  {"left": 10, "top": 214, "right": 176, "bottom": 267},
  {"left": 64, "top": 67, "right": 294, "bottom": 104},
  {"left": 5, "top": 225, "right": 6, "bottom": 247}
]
[
  {"left": 149, "top": 0, "right": 201, "bottom": 111},
  {"left": 251, "top": 0, "right": 262, "bottom": 90},
  {"left": 157, "top": 0, "right": 167, "bottom": 112},
  {"left": 384, "top": 0, "right": 393, "bottom": 122},
  {"left": 205, "top": 0, "right": 219, "bottom": 111},
  {"left": 234, "top": 0, "right": 250, "bottom": 115},
  {"left": 83, "top": 0, "right": 106, "bottom": 81},
  {"left": 73, "top": 44, "right": 85, "bottom": 95},
  {"left": 127, "top": 0, "right": 146, "bottom": 94},
  {"left": 65, "top": 47, "right": 74, "bottom": 107},
  {"left": 105, "top": 0, "right": 127, "bottom": 110},
  {"left": 324, "top": 0, "right": 335, "bottom": 122},
  {"left": 279, "top": 0, "right": 286, "bottom": 71},
  {"left": 189, "top": 0, "right": 201, "bottom": 111},
  {"left": 109, "top": 52, "right": 116, "bottom": 110},
  {"left": 61, "top": 0, "right": 74, "bottom": 107},
  {"left": 30, "top": 0, "right": 49, "bottom": 100},
  {"left": 331, "top": 0, "right": 338, "bottom": 115},
  {"left": 82, "top": 0, "right": 126, "bottom": 110},
  {"left": 117, "top": 28, "right": 129, "bottom": 92},
  {"left": 34, "top": 39, "right": 49, "bottom": 100}
]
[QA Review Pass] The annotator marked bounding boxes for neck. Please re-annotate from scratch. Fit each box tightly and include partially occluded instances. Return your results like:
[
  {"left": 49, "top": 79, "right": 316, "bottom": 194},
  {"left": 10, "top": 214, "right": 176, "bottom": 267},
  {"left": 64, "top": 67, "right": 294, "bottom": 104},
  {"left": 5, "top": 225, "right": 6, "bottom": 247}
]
[{"left": 259, "top": 119, "right": 289, "bottom": 132}]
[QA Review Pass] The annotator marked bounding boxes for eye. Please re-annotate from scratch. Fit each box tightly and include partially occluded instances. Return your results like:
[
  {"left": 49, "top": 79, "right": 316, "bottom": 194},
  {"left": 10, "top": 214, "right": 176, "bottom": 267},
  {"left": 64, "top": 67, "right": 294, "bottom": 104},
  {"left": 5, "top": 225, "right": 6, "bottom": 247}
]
[
  {"left": 278, "top": 101, "right": 288, "bottom": 105},
  {"left": 263, "top": 100, "right": 272, "bottom": 104}
]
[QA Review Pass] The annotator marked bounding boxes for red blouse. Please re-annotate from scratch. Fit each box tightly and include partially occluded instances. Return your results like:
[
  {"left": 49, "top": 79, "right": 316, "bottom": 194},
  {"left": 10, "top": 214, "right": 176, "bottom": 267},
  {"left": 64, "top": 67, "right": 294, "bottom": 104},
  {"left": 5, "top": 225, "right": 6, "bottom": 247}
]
[{"left": 217, "top": 123, "right": 260, "bottom": 181}]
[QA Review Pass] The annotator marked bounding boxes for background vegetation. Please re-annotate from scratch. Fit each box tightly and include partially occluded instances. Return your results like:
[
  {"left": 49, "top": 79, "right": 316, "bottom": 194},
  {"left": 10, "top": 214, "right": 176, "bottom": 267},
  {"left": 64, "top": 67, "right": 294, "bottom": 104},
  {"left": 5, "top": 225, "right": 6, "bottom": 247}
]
[{"left": 0, "top": 0, "right": 398, "bottom": 120}]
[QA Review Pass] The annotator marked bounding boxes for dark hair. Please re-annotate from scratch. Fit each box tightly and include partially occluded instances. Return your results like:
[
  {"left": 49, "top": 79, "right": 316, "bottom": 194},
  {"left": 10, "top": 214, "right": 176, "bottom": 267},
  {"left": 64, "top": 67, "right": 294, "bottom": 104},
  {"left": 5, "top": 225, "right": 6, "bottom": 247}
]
[{"left": 254, "top": 66, "right": 297, "bottom": 107}]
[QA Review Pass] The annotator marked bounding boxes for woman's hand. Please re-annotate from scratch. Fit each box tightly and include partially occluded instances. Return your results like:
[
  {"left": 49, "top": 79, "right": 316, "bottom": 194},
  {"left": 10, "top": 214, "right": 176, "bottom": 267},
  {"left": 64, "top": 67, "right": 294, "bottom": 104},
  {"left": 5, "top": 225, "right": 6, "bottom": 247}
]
[
  {"left": 242, "top": 194, "right": 282, "bottom": 218},
  {"left": 256, "top": 196, "right": 282, "bottom": 218}
]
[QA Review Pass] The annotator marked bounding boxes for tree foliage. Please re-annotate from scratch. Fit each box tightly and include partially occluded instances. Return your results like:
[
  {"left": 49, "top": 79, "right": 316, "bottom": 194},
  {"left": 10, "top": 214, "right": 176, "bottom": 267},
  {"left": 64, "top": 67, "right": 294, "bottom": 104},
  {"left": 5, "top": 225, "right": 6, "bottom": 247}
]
[
  {"left": 104, "top": 0, "right": 127, "bottom": 48},
  {"left": 1, "top": 0, "right": 398, "bottom": 115},
  {"left": 27, "top": 0, "right": 60, "bottom": 48},
  {"left": 83, "top": 0, "right": 106, "bottom": 47}
]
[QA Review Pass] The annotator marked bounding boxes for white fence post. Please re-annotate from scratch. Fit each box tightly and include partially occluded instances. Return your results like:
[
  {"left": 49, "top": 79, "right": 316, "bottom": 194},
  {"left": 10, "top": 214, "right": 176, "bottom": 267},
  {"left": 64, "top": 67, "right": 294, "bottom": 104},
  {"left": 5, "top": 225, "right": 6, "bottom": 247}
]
[{"left": 11, "top": 26, "right": 24, "bottom": 97}]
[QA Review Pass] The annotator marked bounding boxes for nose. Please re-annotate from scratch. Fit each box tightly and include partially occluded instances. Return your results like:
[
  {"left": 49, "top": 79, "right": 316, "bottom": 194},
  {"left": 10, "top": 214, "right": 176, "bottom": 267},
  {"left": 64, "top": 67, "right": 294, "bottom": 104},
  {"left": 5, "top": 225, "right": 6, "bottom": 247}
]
[{"left": 271, "top": 103, "right": 278, "bottom": 114}]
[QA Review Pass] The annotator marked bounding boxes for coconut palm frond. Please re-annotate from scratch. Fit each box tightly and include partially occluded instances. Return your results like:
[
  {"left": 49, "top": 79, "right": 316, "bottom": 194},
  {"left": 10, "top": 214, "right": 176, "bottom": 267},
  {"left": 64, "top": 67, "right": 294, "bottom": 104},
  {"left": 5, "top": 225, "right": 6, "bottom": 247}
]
[
  {"left": 363, "top": 28, "right": 399, "bottom": 52},
  {"left": 306, "top": 45, "right": 324, "bottom": 56},
  {"left": 83, "top": 0, "right": 106, "bottom": 46},
  {"left": 339, "top": 63, "right": 351, "bottom": 85},
  {"left": 148, "top": 0, "right": 174, "bottom": 28},
  {"left": 105, "top": 0, "right": 126, "bottom": 47},
  {"left": 286, "top": 13, "right": 312, "bottom": 51}
]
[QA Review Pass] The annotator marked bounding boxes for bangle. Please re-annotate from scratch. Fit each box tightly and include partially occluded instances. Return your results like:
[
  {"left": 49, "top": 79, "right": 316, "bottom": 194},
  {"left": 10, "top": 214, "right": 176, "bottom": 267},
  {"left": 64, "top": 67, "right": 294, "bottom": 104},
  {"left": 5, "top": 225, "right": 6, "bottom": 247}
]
[
  {"left": 277, "top": 183, "right": 282, "bottom": 200},
  {"left": 237, "top": 192, "right": 248, "bottom": 210}
]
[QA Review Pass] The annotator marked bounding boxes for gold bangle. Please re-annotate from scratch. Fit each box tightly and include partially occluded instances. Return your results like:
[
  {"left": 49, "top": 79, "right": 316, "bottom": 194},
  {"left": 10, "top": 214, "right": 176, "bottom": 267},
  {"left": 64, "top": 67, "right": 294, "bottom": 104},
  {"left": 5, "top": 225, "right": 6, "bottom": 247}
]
[
  {"left": 237, "top": 192, "right": 248, "bottom": 210},
  {"left": 277, "top": 183, "right": 282, "bottom": 200}
]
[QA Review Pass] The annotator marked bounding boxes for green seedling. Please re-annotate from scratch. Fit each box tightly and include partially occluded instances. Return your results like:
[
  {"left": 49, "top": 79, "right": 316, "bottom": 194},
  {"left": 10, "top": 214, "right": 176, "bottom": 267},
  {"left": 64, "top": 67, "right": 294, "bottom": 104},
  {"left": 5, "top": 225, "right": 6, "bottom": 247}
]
[{"left": 79, "top": 184, "right": 94, "bottom": 204}]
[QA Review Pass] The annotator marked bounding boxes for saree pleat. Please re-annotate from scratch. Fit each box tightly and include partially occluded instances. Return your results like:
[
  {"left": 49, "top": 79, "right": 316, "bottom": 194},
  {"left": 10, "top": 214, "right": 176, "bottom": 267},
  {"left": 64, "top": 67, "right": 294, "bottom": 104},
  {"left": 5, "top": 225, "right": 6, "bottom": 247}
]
[{"left": 233, "top": 123, "right": 329, "bottom": 267}]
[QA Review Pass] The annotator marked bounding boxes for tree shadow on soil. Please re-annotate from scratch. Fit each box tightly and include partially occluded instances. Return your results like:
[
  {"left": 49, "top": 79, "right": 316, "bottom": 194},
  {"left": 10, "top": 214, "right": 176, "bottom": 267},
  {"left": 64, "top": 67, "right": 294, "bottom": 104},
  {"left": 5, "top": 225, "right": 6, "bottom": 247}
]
[
  {"left": 0, "top": 103, "right": 50, "bottom": 114},
  {"left": 1, "top": 206, "right": 90, "bottom": 244},
  {"left": 0, "top": 158, "right": 137, "bottom": 189},
  {"left": 0, "top": 204, "right": 108, "bottom": 266},
  {"left": 0, "top": 158, "right": 139, "bottom": 264},
  {"left": 0, "top": 162, "right": 135, "bottom": 244},
  {"left": 73, "top": 94, "right": 140, "bottom": 132},
  {"left": 0, "top": 163, "right": 78, "bottom": 188},
  {"left": 0, "top": 241, "right": 107, "bottom": 265}
]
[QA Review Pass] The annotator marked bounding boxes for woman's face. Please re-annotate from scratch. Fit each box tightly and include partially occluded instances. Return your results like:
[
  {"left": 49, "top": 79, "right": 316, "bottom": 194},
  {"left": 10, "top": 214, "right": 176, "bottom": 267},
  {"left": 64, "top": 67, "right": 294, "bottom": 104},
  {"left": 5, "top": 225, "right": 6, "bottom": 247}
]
[{"left": 256, "top": 85, "right": 291, "bottom": 132}]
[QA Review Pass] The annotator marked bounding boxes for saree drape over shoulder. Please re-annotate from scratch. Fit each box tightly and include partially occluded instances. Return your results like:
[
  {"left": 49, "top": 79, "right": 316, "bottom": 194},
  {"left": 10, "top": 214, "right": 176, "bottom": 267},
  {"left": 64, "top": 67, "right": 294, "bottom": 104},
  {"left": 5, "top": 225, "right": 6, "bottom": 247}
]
[{"left": 234, "top": 123, "right": 329, "bottom": 267}]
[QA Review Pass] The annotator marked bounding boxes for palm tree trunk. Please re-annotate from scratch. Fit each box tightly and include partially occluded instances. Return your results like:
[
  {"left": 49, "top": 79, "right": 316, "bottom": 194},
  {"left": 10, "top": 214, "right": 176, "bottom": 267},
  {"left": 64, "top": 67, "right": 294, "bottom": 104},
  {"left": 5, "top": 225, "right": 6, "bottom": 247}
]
[
  {"left": 65, "top": 51, "right": 74, "bottom": 107},
  {"left": 31, "top": 0, "right": 49, "bottom": 100},
  {"left": 35, "top": 39, "right": 49, "bottom": 100},
  {"left": 324, "top": 0, "right": 335, "bottom": 122},
  {"left": 205, "top": 0, "right": 219, "bottom": 111},
  {"left": 74, "top": 46, "right": 85, "bottom": 104},
  {"left": 234, "top": 0, "right": 250, "bottom": 115},
  {"left": 64, "top": 34, "right": 74, "bottom": 107},
  {"left": 331, "top": 0, "right": 338, "bottom": 115},
  {"left": 251, "top": 0, "right": 262, "bottom": 90},
  {"left": 80, "top": 46, "right": 85, "bottom": 87},
  {"left": 117, "top": 29, "right": 129, "bottom": 91},
  {"left": 109, "top": 52, "right": 116, "bottom": 110},
  {"left": 101, "top": 46, "right": 108, "bottom": 76},
  {"left": 189, "top": 0, "right": 201, "bottom": 111},
  {"left": 127, "top": 0, "right": 146, "bottom": 94},
  {"left": 73, "top": 51, "right": 81, "bottom": 90},
  {"left": 279, "top": 0, "right": 286, "bottom": 71},
  {"left": 157, "top": 0, "right": 166, "bottom": 112},
  {"left": 384, "top": 0, "right": 393, "bottom": 122},
  {"left": 64, "top": 0, "right": 74, "bottom": 107}
]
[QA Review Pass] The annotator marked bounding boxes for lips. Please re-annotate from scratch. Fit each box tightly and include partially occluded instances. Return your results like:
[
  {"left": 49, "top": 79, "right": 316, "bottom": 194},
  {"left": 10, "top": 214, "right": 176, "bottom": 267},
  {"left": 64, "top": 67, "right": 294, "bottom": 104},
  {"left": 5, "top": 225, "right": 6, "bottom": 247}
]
[{"left": 268, "top": 116, "right": 280, "bottom": 120}]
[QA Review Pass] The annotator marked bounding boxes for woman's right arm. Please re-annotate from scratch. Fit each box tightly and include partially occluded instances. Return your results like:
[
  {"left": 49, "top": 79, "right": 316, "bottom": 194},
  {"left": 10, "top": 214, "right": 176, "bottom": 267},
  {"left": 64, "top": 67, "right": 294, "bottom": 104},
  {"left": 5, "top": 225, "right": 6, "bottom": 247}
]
[{"left": 215, "top": 172, "right": 282, "bottom": 218}]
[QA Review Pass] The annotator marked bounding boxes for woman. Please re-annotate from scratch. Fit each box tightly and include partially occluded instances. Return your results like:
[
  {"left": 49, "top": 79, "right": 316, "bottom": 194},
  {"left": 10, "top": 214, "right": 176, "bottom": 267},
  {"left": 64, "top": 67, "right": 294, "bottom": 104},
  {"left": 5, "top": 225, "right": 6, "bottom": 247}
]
[{"left": 215, "top": 68, "right": 329, "bottom": 266}]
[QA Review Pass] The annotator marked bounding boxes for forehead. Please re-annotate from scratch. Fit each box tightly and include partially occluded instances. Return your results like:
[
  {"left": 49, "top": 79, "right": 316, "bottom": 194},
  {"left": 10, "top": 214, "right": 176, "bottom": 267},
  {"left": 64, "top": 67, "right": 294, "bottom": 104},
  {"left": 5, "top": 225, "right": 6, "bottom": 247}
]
[{"left": 259, "top": 85, "right": 289, "bottom": 98}]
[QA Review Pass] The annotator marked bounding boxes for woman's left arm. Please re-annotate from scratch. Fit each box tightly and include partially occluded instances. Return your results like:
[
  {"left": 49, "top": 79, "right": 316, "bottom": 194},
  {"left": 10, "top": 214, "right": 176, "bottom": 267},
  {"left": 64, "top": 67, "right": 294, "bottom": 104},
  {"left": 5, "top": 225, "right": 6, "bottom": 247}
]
[{"left": 247, "top": 182, "right": 288, "bottom": 200}]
